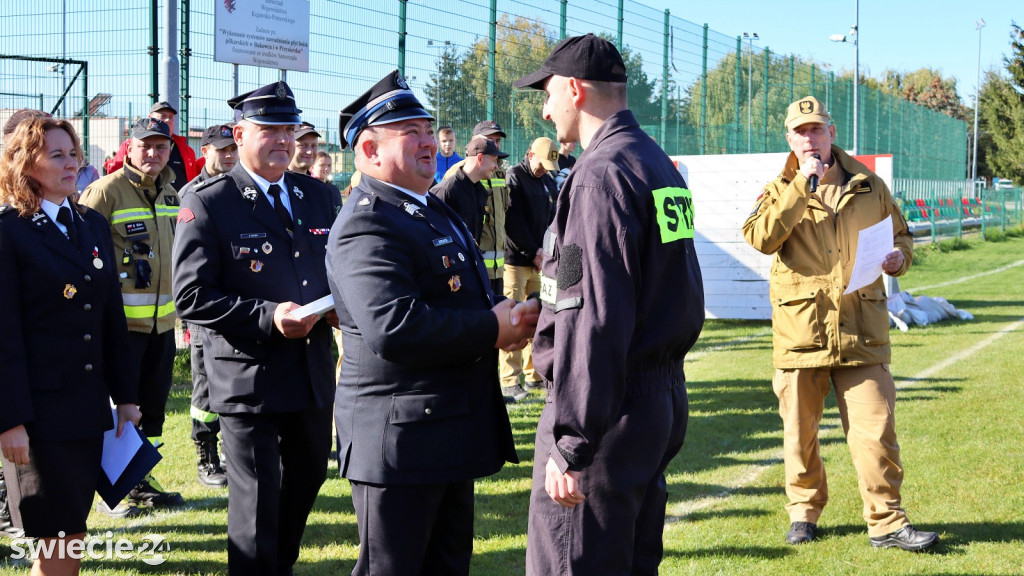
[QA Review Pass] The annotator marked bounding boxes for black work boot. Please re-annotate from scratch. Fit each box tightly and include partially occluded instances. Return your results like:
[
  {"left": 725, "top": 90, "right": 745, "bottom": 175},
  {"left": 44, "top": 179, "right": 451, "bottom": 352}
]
[
  {"left": 786, "top": 521, "right": 817, "bottom": 545},
  {"left": 196, "top": 440, "right": 228, "bottom": 488},
  {"left": 128, "top": 473, "right": 185, "bottom": 507}
]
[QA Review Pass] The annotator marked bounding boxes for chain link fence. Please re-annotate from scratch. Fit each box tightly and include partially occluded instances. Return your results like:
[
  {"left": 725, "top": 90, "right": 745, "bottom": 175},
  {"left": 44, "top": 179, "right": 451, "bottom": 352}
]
[{"left": 2, "top": 0, "right": 967, "bottom": 180}]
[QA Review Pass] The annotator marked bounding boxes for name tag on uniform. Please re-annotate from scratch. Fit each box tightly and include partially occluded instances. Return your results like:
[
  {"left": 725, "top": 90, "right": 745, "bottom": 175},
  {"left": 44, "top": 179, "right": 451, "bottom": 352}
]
[
  {"left": 432, "top": 236, "right": 453, "bottom": 247},
  {"left": 240, "top": 233, "right": 266, "bottom": 239},
  {"left": 539, "top": 274, "right": 557, "bottom": 305}
]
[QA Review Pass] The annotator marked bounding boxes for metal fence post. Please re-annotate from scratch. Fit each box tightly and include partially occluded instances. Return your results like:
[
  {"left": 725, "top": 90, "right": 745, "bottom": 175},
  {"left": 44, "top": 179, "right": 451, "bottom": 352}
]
[
  {"left": 487, "top": 0, "right": 496, "bottom": 120},
  {"left": 660, "top": 10, "right": 669, "bottom": 145},
  {"left": 700, "top": 24, "right": 708, "bottom": 154},
  {"left": 762, "top": 48, "right": 769, "bottom": 152},
  {"left": 149, "top": 0, "right": 159, "bottom": 103},
  {"left": 82, "top": 62, "right": 89, "bottom": 162},
  {"left": 559, "top": 0, "right": 567, "bottom": 40},
  {"left": 180, "top": 0, "right": 190, "bottom": 135},
  {"left": 398, "top": 0, "right": 407, "bottom": 76},
  {"left": 734, "top": 36, "right": 741, "bottom": 154},
  {"left": 617, "top": 0, "right": 624, "bottom": 51},
  {"left": 788, "top": 55, "right": 794, "bottom": 104}
]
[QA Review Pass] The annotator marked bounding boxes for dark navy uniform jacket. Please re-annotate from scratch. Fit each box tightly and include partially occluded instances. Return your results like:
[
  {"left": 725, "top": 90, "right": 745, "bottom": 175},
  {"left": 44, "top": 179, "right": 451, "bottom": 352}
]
[
  {"left": 326, "top": 174, "right": 517, "bottom": 485},
  {"left": 171, "top": 165, "right": 336, "bottom": 415},
  {"left": 0, "top": 204, "right": 135, "bottom": 441},
  {"left": 533, "top": 110, "right": 705, "bottom": 472}
]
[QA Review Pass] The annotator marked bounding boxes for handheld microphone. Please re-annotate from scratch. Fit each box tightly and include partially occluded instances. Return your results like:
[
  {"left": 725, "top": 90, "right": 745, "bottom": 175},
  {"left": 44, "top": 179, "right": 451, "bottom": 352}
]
[{"left": 808, "top": 153, "right": 821, "bottom": 193}]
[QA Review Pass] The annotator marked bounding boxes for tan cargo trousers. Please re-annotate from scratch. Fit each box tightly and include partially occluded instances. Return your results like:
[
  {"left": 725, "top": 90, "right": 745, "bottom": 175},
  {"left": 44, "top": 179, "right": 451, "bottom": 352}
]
[
  {"left": 773, "top": 364, "right": 909, "bottom": 537},
  {"left": 500, "top": 264, "right": 540, "bottom": 386}
]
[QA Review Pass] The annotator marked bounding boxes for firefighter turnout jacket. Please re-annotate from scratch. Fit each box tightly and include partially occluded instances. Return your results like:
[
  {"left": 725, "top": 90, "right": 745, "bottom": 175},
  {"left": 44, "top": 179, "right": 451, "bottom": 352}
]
[{"left": 80, "top": 161, "right": 180, "bottom": 334}]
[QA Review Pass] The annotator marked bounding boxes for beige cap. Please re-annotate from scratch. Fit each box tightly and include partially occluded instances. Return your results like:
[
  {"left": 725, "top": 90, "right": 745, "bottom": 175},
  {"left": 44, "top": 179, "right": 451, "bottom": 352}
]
[
  {"left": 530, "top": 137, "right": 559, "bottom": 171},
  {"left": 785, "top": 96, "right": 831, "bottom": 130}
]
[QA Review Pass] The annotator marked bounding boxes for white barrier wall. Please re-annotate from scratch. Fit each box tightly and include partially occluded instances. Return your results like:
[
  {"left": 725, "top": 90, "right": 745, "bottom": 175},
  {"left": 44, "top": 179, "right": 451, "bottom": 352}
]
[{"left": 674, "top": 152, "right": 894, "bottom": 320}]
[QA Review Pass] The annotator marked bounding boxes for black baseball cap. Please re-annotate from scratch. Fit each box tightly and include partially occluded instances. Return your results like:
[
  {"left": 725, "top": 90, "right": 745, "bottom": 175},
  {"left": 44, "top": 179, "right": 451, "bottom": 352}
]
[
  {"left": 514, "top": 33, "right": 627, "bottom": 90},
  {"left": 465, "top": 136, "right": 509, "bottom": 159},
  {"left": 295, "top": 121, "right": 321, "bottom": 140},
  {"left": 150, "top": 101, "right": 178, "bottom": 115},
  {"left": 200, "top": 123, "right": 236, "bottom": 148},
  {"left": 131, "top": 117, "right": 173, "bottom": 141},
  {"left": 472, "top": 120, "right": 506, "bottom": 138}
]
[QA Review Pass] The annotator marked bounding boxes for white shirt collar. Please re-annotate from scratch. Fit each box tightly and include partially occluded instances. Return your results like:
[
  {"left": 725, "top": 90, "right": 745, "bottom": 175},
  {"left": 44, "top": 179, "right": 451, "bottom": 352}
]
[
  {"left": 240, "top": 161, "right": 286, "bottom": 195},
  {"left": 385, "top": 182, "right": 428, "bottom": 207},
  {"left": 40, "top": 197, "right": 73, "bottom": 224}
]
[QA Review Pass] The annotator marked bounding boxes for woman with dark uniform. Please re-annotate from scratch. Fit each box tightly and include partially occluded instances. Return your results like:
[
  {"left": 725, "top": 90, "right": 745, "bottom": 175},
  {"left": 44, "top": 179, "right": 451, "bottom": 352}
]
[{"left": 0, "top": 117, "right": 141, "bottom": 575}]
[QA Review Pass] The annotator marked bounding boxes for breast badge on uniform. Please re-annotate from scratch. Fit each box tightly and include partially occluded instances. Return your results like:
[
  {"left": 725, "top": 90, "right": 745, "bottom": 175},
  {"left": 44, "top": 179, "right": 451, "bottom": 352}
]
[
  {"left": 262, "top": 241, "right": 273, "bottom": 255},
  {"left": 448, "top": 275, "right": 461, "bottom": 292},
  {"left": 442, "top": 255, "right": 451, "bottom": 268},
  {"left": 250, "top": 260, "right": 264, "bottom": 273},
  {"left": 63, "top": 284, "right": 77, "bottom": 299}
]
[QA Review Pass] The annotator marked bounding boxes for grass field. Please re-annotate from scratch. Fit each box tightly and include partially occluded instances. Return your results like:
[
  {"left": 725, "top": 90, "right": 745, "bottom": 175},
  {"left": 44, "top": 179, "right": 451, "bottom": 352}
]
[{"left": 2, "top": 232, "right": 1023, "bottom": 575}]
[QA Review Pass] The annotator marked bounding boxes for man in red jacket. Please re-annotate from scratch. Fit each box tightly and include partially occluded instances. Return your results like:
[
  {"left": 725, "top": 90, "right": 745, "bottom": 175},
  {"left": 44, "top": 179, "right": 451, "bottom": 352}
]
[{"left": 105, "top": 102, "right": 199, "bottom": 192}]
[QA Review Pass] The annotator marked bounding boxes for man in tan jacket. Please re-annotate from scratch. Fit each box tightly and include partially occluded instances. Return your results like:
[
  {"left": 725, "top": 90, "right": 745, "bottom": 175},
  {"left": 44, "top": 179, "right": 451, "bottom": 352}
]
[
  {"left": 743, "top": 96, "right": 937, "bottom": 551},
  {"left": 81, "top": 117, "right": 184, "bottom": 514}
]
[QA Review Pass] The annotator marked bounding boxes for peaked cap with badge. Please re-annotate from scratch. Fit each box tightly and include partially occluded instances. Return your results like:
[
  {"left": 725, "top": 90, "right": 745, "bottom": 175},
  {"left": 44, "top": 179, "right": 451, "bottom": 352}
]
[
  {"left": 784, "top": 96, "right": 831, "bottom": 130},
  {"left": 338, "top": 70, "right": 434, "bottom": 149},
  {"left": 228, "top": 81, "right": 302, "bottom": 126}
]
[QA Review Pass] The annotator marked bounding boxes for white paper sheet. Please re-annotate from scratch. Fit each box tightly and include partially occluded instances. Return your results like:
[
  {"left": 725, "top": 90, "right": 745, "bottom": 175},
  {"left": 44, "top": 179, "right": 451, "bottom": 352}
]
[
  {"left": 101, "top": 409, "right": 144, "bottom": 484},
  {"left": 291, "top": 294, "right": 335, "bottom": 319},
  {"left": 844, "top": 216, "right": 894, "bottom": 295}
]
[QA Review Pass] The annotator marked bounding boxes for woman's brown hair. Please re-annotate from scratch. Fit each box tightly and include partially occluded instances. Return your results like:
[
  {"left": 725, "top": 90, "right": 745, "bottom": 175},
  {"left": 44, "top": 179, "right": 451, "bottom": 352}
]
[{"left": 0, "top": 117, "right": 83, "bottom": 216}]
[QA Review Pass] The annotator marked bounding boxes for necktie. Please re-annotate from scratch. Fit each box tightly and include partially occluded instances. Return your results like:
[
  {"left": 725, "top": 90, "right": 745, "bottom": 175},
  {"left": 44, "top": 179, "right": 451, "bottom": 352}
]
[
  {"left": 268, "top": 184, "right": 293, "bottom": 235},
  {"left": 57, "top": 206, "right": 78, "bottom": 246}
]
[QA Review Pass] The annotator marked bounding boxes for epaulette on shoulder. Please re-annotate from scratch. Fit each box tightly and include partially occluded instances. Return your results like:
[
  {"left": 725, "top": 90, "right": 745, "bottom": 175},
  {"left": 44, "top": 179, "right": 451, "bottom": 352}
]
[
  {"left": 351, "top": 192, "right": 376, "bottom": 211},
  {"left": 194, "top": 173, "right": 229, "bottom": 194}
]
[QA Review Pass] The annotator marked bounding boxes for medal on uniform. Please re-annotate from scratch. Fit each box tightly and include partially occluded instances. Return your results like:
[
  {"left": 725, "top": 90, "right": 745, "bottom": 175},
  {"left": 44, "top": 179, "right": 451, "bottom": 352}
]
[
  {"left": 262, "top": 241, "right": 273, "bottom": 255},
  {"left": 63, "top": 284, "right": 77, "bottom": 299},
  {"left": 448, "top": 275, "right": 461, "bottom": 292},
  {"left": 250, "top": 260, "right": 263, "bottom": 273},
  {"left": 239, "top": 246, "right": 251, "bottom": 255},
  {"left": 442, "top": 255, "right": 451, "bottom": 269},
  {"left": 92, "top": 246, "right": 103, "bottom": 269}
]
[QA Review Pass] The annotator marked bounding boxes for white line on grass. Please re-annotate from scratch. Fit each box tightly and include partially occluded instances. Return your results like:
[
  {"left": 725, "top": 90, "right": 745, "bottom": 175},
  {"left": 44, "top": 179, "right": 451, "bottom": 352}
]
[
  {"left": 688, "top": 328, "right": 773, "bottom": 361},
  {"left": 667, "top": 317, "right": 1024, "bottom": 521},
  {"left": 895, "top": 317, "right": 1024, "bottom": 389},
  {"left": 908, "top": 258, "right": 1024, "bottom": 293}
]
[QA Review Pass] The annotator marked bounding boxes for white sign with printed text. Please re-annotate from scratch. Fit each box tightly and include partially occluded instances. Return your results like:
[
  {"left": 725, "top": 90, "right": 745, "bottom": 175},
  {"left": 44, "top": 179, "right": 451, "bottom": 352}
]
[{"left": 215, "top": 0, "right": 310, "bottom": 72}]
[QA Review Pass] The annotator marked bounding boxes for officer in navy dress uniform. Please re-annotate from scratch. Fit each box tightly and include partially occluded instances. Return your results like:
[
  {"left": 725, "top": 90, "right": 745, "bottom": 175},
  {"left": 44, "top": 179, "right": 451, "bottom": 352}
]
[
  {"left": 0, "top": 117, "right": 140, "bottom": 575},
  {"left": 327, "top": 70, "right": 537, "bottom": 576},
  {"left": 171, "top": 81, "right": 338, "bottom": 576}
]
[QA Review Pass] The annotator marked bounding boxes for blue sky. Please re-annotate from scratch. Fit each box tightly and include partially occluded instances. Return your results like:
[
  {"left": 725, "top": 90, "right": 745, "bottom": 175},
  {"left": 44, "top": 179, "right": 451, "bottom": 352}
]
[{"left": 640, "top": 0, "right": 1020, "bottom": 103}]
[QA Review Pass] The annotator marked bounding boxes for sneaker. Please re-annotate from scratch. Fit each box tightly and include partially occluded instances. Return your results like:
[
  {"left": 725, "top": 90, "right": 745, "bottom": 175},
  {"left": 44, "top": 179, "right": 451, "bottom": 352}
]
[
  {"left": 95, "top": 500, "right": 144, "bottom": 519},
  {"left": 785, "top": 521, "right": 817, "bottom": 545},
  {"left": 869, "top": 524, "right": 939, "bottom": 551},
  {"left": 195, "top": 440, "right": 228, "bottom": 488},
  {"left": 128, "top": 474, "right": 185, "bottom": 507},
  {"left": 502, "top": 384, "right": 530, "bottom": 403}
]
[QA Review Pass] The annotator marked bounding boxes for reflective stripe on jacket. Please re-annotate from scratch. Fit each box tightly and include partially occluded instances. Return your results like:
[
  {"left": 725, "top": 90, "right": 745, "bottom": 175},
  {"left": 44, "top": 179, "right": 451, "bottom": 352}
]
[{"left": 80, "top": 161, "right": 179, "bottom": 334}]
